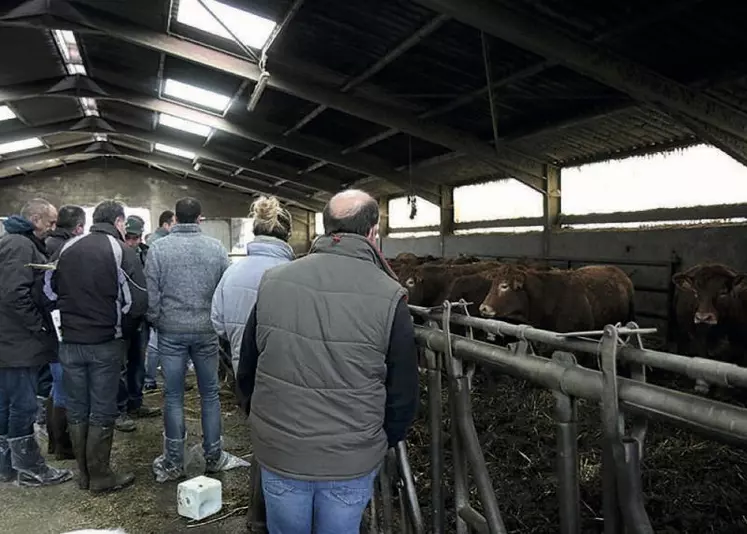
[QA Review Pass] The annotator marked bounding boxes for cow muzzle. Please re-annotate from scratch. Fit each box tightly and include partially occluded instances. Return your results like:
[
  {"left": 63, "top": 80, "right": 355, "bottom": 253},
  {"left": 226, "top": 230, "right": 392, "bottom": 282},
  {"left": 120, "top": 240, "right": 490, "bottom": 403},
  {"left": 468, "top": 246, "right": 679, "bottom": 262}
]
[
  {"left": 479, "top": 304, "right": 496, "bottom": 318},
  {"left": 694, "top": 312, "right": 717, "bottom": 325}
]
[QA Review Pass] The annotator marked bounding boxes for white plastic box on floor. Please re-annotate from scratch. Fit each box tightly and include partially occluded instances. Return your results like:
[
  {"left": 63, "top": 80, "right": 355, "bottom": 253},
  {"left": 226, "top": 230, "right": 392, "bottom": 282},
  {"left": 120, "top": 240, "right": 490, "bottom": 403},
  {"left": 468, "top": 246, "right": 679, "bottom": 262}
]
[{"left": 177, "top": 475, "right": 223, "bottom": 521}]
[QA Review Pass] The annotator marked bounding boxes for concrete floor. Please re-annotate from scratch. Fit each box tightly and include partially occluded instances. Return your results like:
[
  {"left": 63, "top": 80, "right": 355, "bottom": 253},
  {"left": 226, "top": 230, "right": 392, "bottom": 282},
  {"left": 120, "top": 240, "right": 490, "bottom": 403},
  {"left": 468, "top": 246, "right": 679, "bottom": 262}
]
[{"left": 0, "top": 377, "right": 252, "bottom": 534}]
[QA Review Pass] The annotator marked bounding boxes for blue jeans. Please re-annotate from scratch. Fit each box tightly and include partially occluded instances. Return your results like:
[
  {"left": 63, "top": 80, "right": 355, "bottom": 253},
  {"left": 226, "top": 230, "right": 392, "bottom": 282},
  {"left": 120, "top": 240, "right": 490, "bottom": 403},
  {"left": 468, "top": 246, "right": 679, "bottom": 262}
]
[
  {"left": 144, "top": 328, "right": 160, "bottom": 387},
  {"left": 0, "top": 367, "right": 40, "bottom": 438},
  {"left": 261, "top": 467, "right": 378, "bottom": 534},
  {"left": 37, "top": 364, "right": 53, "bottom": 398},
  {"left": 117, "top": 325, "right": 147, "bottom": 413},
  {"left": 159, "top": 332, "right": 222, "bottom": 459},
  {"left": 50, "top": 363, "right": 65, "bottom": 408},
  {"left": 59, "top": 340, "right": 125, "bottom": 426}
]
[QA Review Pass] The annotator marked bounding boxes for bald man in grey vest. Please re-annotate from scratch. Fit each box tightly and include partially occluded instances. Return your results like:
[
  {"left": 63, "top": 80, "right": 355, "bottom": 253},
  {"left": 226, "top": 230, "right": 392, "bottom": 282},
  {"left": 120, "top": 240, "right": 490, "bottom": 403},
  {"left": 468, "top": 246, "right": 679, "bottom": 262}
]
[{"left": 237, "top": 189, "right": 419, "bottom": 534}]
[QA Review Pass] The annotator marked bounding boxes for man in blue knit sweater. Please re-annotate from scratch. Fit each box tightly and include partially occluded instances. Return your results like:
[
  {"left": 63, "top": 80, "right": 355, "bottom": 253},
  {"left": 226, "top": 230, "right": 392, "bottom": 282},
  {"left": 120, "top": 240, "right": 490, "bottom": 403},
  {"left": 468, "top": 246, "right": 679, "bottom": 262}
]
[{"left": 145, "top": 197, "right": 233, "bottom": 482}]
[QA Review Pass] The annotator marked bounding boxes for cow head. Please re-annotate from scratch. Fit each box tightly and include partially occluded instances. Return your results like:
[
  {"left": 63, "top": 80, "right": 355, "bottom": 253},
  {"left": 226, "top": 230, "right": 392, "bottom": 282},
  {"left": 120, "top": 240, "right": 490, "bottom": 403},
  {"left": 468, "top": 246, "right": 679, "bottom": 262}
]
[
  {"left": 673, "top": 265, "right": 736, "bottom": 325},
  {"left": 479, "top": 264, "right": 530, "bottom": 322}
]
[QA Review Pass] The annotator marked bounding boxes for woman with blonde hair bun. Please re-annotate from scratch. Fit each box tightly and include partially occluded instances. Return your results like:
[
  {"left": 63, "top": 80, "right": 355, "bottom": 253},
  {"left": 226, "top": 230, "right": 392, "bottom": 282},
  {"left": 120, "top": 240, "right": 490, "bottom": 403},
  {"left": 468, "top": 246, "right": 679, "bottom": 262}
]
[{"left": 211, "top": 196, "right": 294, "bottom": 375}]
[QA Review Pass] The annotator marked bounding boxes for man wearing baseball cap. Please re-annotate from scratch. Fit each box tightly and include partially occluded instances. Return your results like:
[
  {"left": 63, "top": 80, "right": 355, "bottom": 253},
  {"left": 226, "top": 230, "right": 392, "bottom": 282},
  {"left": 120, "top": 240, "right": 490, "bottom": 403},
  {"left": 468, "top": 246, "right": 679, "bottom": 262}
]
[{"left": 115, "top": 215, "right": 160, "bottom": 433}]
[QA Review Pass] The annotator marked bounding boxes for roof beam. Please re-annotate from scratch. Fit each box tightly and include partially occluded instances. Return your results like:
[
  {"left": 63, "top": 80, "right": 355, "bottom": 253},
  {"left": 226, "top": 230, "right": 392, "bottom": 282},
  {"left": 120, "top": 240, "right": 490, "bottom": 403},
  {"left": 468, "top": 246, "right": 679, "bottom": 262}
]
[
  {"left": 0, "top": 117, "right": 341, "bottom": 195},
  {"left": 0, "top": 1, "right": 545, "bottom": 192},
  {"left": 414, "top": 0, "right": 747, "bottom": 147},
  {"left": 256, "top": 14, "right": 449, "bottom": 164},
  {"left": 0, "top": 142, "right": 326, "bottom": 211},
  {"left": 0, "top": 74, "right": 440, "bottom": 204}
]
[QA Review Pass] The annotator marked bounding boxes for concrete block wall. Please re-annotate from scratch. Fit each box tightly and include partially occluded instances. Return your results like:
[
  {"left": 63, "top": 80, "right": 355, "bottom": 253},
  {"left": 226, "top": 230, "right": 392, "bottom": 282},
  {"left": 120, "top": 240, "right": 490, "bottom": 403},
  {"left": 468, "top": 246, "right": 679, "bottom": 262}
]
[{"left": 0, "top": 160, "right": 311, "bottom": 253}]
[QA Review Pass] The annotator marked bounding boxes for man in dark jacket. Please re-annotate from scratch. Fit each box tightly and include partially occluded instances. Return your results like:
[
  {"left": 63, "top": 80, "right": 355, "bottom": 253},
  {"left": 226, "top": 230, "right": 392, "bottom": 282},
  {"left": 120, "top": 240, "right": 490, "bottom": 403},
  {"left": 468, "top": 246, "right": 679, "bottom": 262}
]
[
  {"left": 0, "top": 198, "right": 72, "bottom": 487},
  {"left": 43, "top": 204, "right": 86, "bottom": 459},
  {"left": 144, "top": 210, "right": 173, "bottom": 391},
  {"left": 115, "top": 215, "right": 160, "bottom": 433},
  {"left": 45, "top": 205, "right": 86, "bottom": 257},
  {"left": 237, "top": 189, "right": 419, "bottom": 533},
  {"left": 45, "top": 200, "right": 148, "bottom": 493}
]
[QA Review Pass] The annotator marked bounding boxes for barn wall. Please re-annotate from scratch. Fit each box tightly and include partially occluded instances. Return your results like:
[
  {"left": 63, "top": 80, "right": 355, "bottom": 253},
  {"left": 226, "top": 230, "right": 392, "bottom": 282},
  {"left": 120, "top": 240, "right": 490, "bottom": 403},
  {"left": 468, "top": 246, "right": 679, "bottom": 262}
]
[
  {"left": 383, "top": 224, "right": 747, "bottom": 271},
  {"left": 0, "top": 160, "right": 311, "bottom": 253}
]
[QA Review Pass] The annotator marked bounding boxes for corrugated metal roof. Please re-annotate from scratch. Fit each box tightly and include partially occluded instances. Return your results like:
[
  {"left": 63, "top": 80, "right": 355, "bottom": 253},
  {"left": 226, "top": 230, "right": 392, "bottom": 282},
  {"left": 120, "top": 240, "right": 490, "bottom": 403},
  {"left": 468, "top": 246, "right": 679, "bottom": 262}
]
[{"left": 0, "top": 0, "right": 745, "bottom": 198}]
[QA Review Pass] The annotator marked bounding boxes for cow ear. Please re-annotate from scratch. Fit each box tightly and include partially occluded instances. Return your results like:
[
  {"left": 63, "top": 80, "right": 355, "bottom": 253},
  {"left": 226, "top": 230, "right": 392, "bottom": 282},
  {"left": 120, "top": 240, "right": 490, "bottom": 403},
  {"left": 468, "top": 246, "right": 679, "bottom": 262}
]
[
  {"left": 733, "top": 273, "right": 747, "bottom": 292},
  {"left": 672, "top": 273, "right": 693, "bottom": 290}
]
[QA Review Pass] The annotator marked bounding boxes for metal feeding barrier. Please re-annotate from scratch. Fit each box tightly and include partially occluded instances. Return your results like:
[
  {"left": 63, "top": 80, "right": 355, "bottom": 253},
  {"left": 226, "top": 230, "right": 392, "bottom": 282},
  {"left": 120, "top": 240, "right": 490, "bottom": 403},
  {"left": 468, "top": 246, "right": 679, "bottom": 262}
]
[
  {"left": 409, "top": 302, "right": 747, "bottom": 534},
  {"left": 247, "top": 302, "right": 747, "bottom": 533}
]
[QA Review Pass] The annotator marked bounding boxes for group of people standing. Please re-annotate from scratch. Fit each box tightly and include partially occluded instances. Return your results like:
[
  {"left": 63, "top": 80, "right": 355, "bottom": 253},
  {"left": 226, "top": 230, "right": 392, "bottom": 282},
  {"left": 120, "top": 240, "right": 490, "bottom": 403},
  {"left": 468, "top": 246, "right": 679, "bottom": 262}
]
[
  {"left": 0, "top": 196, "right": 246, "bottom": 492},
  {"left": 0, "top": 187, "right": 420, "bottom": 533}
]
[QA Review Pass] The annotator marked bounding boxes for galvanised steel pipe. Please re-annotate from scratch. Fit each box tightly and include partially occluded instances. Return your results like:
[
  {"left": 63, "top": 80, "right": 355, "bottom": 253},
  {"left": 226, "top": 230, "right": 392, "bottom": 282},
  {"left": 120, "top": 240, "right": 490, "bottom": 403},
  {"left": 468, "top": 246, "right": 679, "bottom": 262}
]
[
  {"left": 414, "top": 327, "right": 747, "bottom": 445},
  {"left": 423, "top": 348, "right": 445, "bottom": 534},
  {"left": 552, "top": 352, "right": 581, "bottom": 534},
  {"left": 410, "top": 306, "right": 747, "bottom": 389}
]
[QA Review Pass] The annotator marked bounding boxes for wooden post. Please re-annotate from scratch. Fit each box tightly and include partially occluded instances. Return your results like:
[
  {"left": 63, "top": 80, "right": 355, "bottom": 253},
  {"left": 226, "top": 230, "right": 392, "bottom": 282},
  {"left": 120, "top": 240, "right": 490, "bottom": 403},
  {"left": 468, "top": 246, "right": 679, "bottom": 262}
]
[
  {"left": 543, "top": 165, "right": 561, "bottom": 258},
  {"left": 440, "top": 185, "right": 455, "bottom": 258}
]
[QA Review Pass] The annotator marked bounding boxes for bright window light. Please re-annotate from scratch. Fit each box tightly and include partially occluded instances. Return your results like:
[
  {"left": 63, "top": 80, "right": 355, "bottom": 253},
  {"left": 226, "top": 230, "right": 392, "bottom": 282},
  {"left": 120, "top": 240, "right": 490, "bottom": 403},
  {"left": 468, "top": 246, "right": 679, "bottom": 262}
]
[
  {"left": 0, "top": 106, "right": 16, "bottom": 121},
  {"left": 155, "top": 143, "right": 196, "bottom": 160},
  {"left": 388, "top": 196, "right": 440, "bottom": 229},
  {"left": 314, "top": 212, "right": 324, "bottom": 236},
  {"left": 94, "top": 134, "right": 108, "bottom": 142},
  {"left": 175, "top": 0, "right": 277, "bottom": 50},
  {"left": 68, "top": 63, "right": 87, "bottom": 76},
  {"left": 80, "top": 97, "right": 99, "bottom": 117},
  {"left": 163, "top": 79, "right": 231, "bottom": 113},
  {"left": 0, "top": 137, "right": 44, "bottom": 155},
  {"left": 158, "top": 113, "right": 211, "bottom": 137}
]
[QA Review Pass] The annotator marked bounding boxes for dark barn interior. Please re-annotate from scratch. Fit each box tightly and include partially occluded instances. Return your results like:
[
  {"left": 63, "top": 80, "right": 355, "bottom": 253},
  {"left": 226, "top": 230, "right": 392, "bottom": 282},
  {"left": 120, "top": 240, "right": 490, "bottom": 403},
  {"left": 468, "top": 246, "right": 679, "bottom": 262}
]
[{"left": 1, "top": 0, "right": 747, "bottom": 533}]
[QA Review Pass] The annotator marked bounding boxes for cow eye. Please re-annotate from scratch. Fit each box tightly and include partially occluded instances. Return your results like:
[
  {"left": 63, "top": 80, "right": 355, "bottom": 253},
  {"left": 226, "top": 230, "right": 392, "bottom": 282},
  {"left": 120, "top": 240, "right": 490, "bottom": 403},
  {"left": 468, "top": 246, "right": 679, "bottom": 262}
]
[
  {"left": 499, "top": 282, "right": 510, "bottom": 291},
  {"left": 405, "top": 278, "right": 416, "bottom": 288}
]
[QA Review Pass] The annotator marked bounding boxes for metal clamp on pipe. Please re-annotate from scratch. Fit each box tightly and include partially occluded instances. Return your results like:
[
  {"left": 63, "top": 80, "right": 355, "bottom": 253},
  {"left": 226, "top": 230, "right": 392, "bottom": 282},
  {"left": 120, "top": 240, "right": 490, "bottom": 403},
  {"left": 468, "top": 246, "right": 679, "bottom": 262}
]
[{"left": 600, "top": 326, "right": 654, "bottom": 534}]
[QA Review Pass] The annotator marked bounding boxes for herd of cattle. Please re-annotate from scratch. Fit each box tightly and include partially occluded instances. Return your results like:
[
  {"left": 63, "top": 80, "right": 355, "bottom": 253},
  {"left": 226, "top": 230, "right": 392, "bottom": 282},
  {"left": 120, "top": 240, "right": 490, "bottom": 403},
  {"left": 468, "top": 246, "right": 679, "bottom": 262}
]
[{"left": 388, "top": 252, "right": 747, "bottom": 394}]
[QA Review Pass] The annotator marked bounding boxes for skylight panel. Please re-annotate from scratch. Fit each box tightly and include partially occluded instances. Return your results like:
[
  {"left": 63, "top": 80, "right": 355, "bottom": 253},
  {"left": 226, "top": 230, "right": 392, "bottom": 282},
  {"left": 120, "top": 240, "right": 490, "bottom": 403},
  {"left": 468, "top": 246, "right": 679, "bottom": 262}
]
[
  {"left": 0, "top": 106, "right": 16, "bottom": 121},
  {"left": 158, "top": 113, "right": 211, "bottom": 137},
  {"left": 94, "top": 134, "right": 108, "bottom": 142},
  {"left": 68, "top": 63, "right": 87, "bottom": 76},
  {"left": 175, "top": 0, "right": 277, "bottom": 50},
  {"left": 155, "top": 143, "right": 196, "bottom": 160},
  {"left": 163, "top": 79, "right": 231, "bottom": 113},
  {"left": 80, "top": 97, "right": 99, "bottom": 117},
  {"left": 0, "top": 138, "right": 44, "bottom": 155}
]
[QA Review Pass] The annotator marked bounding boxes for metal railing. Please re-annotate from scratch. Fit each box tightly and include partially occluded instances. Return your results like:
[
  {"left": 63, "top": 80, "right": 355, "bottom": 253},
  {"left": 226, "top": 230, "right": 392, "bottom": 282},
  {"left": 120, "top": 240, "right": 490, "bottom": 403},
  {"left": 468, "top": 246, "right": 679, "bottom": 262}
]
[
  {"left": 246, "top": 302, "right": 747, "bottom": 533},
  {"left": 410, "top": 302, "right": 747, "bottom": 533}
]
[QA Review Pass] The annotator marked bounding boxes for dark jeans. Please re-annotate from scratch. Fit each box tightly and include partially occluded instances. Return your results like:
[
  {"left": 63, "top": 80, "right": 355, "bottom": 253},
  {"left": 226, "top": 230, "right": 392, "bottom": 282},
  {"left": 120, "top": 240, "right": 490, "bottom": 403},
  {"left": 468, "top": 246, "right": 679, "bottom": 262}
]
[
  {"left": 37, "top": 364, "right": 53, "bottom": 398},
  {"left": 59, "top": 340, "right": 125, "bottom": 427},
  {"left": 117, "top": 325, "right": 147, "bottom": 413},
  {"left": 0, "top": 367, "right": 41, "bottom": 438}
]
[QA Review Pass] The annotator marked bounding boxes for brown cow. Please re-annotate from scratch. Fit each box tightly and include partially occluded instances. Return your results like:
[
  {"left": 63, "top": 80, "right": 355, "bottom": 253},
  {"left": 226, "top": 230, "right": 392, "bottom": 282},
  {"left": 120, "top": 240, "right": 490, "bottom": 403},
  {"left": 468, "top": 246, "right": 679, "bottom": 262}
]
[
  {"left": 672, "top": 263, "right": 738, "bottom": 394},
  {"left": 399, "top": 261, "right": 501, "bottom": 308},
  {"left": 479, "top": 264, "right": 635, "bottom": 333}
]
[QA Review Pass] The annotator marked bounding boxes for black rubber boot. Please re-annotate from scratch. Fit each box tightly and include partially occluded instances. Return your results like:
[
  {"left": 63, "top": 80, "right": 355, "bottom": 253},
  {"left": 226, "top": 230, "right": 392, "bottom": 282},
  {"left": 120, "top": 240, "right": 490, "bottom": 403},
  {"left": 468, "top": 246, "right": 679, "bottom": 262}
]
[
  {"left": 46, "top": 398, "right": 55, "bottom": 454},
  {"left": 51, "top": 407, "right": 75, "bottom": 460},
  {"left": 7, "top": 434, "right": 72, "bottom": 487},
  {"left": 68, "top": 422, "right": 89, "bottom": 490},
  {"left": 0, "top": 435, "right": 15, "bottom": 483},
  {"left": 86, "top": 425, "right": 134, "bottom": 493}
]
